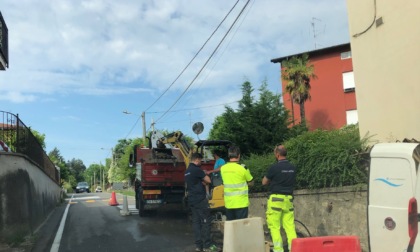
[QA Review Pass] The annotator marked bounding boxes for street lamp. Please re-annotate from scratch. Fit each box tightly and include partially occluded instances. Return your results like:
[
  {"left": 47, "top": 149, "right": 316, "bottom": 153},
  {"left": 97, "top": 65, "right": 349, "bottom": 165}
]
[{"left": 123, "top": 110, "right": 146, "bottom": 142}]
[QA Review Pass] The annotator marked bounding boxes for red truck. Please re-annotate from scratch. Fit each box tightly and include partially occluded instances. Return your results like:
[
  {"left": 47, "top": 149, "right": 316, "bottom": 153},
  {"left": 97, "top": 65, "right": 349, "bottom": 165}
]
[{"left": 130, "top": 130, "right": 231, "bottom": 216}]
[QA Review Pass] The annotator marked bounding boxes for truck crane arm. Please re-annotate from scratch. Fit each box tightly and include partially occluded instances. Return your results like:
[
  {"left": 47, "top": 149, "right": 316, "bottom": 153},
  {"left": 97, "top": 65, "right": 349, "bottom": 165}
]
[{"left": 157, "top": 131, "right": 192, "bottom": 167}]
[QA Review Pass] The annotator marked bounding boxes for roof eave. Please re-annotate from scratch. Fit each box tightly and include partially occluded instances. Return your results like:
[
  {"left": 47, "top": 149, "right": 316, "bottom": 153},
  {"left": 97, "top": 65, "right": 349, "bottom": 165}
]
[{"left": 270, "top": 43, "right": 351, "bottom": 64}]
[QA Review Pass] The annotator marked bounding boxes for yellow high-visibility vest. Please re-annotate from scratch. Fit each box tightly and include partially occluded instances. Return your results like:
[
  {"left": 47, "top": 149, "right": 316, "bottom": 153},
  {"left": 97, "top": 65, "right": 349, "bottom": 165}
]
[{"left": 221, "top": 162, "right": 253, "bottom": 209}]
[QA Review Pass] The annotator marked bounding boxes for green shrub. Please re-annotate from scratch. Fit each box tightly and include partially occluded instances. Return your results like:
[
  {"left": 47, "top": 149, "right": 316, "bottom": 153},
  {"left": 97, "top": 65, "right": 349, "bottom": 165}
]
[
  {"left": 284, "top": 125, "right": 368, "bottom": 189},
  {"left": 242, "top": 153, "right": 275, "bottom": 193},
  {"left": 242, "top": 125, "right": 368, "bottom": 192},
  {"left": 62, "top": 181, "right": 74, "bottom": 193}
]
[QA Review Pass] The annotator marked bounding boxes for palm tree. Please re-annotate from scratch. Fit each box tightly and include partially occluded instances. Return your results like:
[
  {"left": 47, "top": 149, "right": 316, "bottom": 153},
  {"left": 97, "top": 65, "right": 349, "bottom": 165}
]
[{"left": 281, "top": 53, "right": 317, "bottom": 125}]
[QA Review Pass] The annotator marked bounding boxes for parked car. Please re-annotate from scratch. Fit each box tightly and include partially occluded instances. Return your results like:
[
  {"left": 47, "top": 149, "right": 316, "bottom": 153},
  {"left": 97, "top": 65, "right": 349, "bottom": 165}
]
[
  {"left": 95, "top": 186, "right": 102, "bottom": 193},
  {"left": 75, "top": 182, "right": 90, "bottom": 193}
]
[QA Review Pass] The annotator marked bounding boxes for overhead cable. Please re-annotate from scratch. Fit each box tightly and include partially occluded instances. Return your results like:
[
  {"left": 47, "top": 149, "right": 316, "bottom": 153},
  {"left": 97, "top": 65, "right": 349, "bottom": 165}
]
[
  {"left": 179, "top": 0, "right": 255, "bottom": 106},
  {"left": 149, "top": 100, "right": 239, "bottom": 113},
  {"left": 154, "top": 0, "right": 251, "bottom": 124},
  {"left": 144, "top": 0, "right": 241, "bottom": 112},
  {"left": 124, "top": 115, "right": 142, "bottom": 139}
]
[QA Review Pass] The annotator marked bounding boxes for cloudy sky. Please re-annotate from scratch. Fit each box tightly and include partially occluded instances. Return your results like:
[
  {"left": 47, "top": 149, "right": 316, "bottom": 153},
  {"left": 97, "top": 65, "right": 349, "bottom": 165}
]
[{"left": 0, "top": 0, "right": 350, "bottom": 167}]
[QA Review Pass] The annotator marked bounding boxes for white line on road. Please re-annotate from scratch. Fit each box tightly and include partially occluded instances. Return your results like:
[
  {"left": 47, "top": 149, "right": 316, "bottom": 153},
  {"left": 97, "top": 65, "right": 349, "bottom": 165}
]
[
  {"left": 66, "top": 196, "right": 101, "bottom": 201},
  {"left": 50, "top": 194, "right": 73, "bottom": 252}
]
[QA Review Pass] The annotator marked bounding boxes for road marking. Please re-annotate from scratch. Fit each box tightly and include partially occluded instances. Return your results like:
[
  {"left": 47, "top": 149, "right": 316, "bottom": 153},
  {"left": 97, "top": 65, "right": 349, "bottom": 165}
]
[
  {"left": 50, "top": 194, "right": 74, "bottom": 252},
  {"left": 85, "top": 200, "right": 96, "bottom": 203},
  {"left": 101, "top": 198, "right": 122, "bottom": 202},
  {"left": 66, "top": 196, "right": 101, "bottom": 201}
]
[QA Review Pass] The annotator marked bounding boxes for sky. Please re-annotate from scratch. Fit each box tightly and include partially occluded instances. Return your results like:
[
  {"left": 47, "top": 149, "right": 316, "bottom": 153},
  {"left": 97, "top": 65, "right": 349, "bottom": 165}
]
[{"left": 0, "top": 0, "right": 350, "bottom": 167}]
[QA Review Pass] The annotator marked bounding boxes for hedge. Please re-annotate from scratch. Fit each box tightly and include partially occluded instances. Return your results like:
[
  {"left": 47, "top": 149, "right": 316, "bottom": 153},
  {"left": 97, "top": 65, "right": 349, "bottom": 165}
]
[{"left": 242, "top": 125, "right": 368, "bottom": 192}]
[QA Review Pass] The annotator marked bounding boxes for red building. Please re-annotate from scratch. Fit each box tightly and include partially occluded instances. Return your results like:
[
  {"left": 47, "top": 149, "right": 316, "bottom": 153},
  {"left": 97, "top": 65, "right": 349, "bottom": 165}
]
[{"left": 271, "top": 43, "right": 357, "bottom": 131}]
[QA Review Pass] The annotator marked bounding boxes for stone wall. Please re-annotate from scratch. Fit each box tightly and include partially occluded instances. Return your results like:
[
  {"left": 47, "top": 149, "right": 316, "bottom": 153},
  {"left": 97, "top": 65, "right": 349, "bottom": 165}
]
[
  {"left": 249, "top": 185, "right": 368, "bottom": 251},
  {"left": 0, "top": 153, "right": 62, "bottom": 243}
]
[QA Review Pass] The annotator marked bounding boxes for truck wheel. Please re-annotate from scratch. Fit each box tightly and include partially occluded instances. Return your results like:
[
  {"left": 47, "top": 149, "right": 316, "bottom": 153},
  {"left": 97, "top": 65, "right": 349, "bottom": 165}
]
[
  {"left": 138, "top": 189, "right": 145, "bottom": 217},
  {"left": 135, "top": 191, "right": 139, "bottom": 209}
]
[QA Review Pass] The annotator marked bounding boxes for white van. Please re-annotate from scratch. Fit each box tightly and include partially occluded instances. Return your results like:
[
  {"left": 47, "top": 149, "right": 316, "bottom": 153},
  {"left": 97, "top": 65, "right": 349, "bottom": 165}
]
[{"left": 368, "top": 143, "right": 420, "bottom": 251}]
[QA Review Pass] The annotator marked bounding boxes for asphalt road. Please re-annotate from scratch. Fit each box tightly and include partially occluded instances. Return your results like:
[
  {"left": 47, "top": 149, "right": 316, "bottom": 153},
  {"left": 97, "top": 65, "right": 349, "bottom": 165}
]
[{"left": 28, "top": 192, "right": 217, "bottom": 252}]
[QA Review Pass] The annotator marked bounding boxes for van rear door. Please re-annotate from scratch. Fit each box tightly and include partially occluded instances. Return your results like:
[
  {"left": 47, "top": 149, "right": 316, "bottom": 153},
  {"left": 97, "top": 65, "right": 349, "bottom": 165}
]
[{"left": 368, "top": 143, "right": 420, "bottom": 251}]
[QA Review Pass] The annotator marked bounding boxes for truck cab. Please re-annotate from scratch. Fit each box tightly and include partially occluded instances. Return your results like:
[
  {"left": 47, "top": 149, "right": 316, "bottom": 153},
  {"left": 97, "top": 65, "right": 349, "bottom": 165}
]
[{"left": 368, "top": 143, "right": 420, "bottom": 251}]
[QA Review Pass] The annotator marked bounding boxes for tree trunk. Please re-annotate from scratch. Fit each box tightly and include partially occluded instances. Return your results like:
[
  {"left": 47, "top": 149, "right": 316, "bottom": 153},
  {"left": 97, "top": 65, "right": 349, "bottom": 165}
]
[
  {"left": 291, "top": 99, "right": 295, "bottom": 125},
  {"left": 299, "top": 101, "right": 306, "bottom": 125}
]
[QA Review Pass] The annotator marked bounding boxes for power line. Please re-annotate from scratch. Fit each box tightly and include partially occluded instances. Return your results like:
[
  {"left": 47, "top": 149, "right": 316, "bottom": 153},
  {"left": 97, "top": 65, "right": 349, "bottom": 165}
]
[
  {"left": 179, "top": 0, "right": 255, "bottom": 106},
  {"left": 124, "top": 115, "right": 142, "bottom": 139},
  {"left": 123, "top": 99, "right": 239, "bottom": 139},
  {"left": 154, "top": 0, "right": 251, "bottom": 124},
  {"left": 149, "top": 100, "right": 239, "bottom": 113},
  {"left": 144, "top": 0, "right": 241, "bottom": 112},
  {"left": 125, "top": 0, "right": 250, "bottom": 139}
]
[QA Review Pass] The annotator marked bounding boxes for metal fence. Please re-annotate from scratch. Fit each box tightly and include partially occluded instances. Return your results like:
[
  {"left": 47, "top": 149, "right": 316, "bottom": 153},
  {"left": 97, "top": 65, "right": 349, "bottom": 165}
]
[
  {"left": 0, "top": 111, "right": 59, "bottom": 184},
  {"left": 0, "top": 11, "right": 9, "bottom": 69}
]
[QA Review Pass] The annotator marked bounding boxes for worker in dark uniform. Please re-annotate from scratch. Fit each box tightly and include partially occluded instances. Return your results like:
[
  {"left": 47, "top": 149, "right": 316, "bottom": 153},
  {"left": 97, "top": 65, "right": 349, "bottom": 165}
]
[
  {"left": 185, "top": 153, "right": 219, "bottom": 252},
  {"left": 262, "top": 145, "right": 297, "bottom": 252}
]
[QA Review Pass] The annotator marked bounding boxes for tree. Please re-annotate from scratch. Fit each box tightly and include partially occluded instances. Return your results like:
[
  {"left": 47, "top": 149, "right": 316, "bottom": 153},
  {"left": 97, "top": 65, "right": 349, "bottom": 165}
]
[
  {"left": 84, "top": 163, "right": 105, "bottom": 187},
  {"left": 49, "top": 147, "right": 66, "bottom": 164},
  {"left": 67, "top": 158, "right": 87, "bottom": 182},
  {"left": 281, "top": 53, "right": 317, "bottom": 125},
  {"left": 31, "top": 129, "right": 46, "bottom": 149},
  {"left": 49, "top": 147, "right": 70, "bottom": 183},
  {"left": 110, "top": 137, "right": 145, "bottom": 184},
  {"left": 209, "top": 80, "right": 290, "bottom": 156}
]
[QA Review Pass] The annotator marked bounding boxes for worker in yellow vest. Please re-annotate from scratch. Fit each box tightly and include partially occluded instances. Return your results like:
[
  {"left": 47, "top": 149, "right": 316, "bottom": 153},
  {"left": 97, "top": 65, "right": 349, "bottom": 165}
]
[
  {"left": 262, "top": 145, "right": 297, "bottom": 252},
  {"left": 220, "top": 145, "right": 254, "bottom": 221}
]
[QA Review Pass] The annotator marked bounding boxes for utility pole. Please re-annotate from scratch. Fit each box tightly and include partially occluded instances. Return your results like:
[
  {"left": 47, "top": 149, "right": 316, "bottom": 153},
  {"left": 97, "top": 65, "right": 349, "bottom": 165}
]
[
  {"left": 124, "top": 110, "right": 146, "bottom": 143},
  {"left": 102, "top": 165, "right": 105, "bottom": 191},
  {"left": 141, "top": 111, "right": 146, "bottom": 142}
]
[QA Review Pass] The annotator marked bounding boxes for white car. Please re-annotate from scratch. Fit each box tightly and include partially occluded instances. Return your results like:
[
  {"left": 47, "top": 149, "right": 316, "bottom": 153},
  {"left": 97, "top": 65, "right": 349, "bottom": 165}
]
[{"left": 95, "top": 186, "right": 102, "bottom": 193}]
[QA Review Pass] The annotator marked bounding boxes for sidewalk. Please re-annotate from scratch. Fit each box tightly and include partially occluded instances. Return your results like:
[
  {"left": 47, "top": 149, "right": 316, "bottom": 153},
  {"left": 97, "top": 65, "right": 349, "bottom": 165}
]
[{"left": 114, "top": 193, "right": 139, "bottom": 215}]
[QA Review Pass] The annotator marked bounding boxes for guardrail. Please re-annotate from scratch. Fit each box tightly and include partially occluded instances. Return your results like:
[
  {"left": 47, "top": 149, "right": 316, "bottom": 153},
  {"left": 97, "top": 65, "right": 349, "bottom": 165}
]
[{"left": 0, "top": 111, "right": 59, "bottom": 184}]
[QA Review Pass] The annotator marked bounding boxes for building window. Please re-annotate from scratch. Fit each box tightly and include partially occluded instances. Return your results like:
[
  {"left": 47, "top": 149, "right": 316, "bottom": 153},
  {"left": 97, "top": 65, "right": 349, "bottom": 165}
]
[
  {"left": 341, "top": 51, "right": 351, "bottom": 59},
  {"left": 342, "top": 71, "right": 355, "bottom": 92},
  {"left": 346, "top": 110, "right": 358, "bottom": 125}
]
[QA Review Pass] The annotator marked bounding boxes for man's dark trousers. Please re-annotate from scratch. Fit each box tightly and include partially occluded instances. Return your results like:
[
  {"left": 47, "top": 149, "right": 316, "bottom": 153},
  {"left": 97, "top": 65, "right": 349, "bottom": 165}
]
[
  {"left": 225, "top": 207, "right": 248, "bottom": 221},
  {"left": 190, "top": 198, "right": 211, "bottom": 249}
]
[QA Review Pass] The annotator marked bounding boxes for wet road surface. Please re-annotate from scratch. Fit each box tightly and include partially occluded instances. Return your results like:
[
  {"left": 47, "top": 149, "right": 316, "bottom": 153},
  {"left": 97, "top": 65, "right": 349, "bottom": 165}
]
[{"left": 28, "top": 192, "right": 221, "bottom": 252}]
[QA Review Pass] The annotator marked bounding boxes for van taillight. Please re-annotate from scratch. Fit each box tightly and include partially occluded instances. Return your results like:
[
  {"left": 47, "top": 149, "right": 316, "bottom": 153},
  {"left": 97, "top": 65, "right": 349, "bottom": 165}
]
[{"left": 408, "top": 197, "right": 418, "bottom": 246}]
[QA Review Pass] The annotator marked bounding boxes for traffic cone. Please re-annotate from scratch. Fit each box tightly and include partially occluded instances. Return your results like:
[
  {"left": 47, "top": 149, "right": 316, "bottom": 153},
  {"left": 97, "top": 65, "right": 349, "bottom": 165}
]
[
  {"left": 120, "top": 195, "right": 130, "bottom": 216},
  {"left": 109, "top": 191, "right": 119, "bottom": 206}
]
